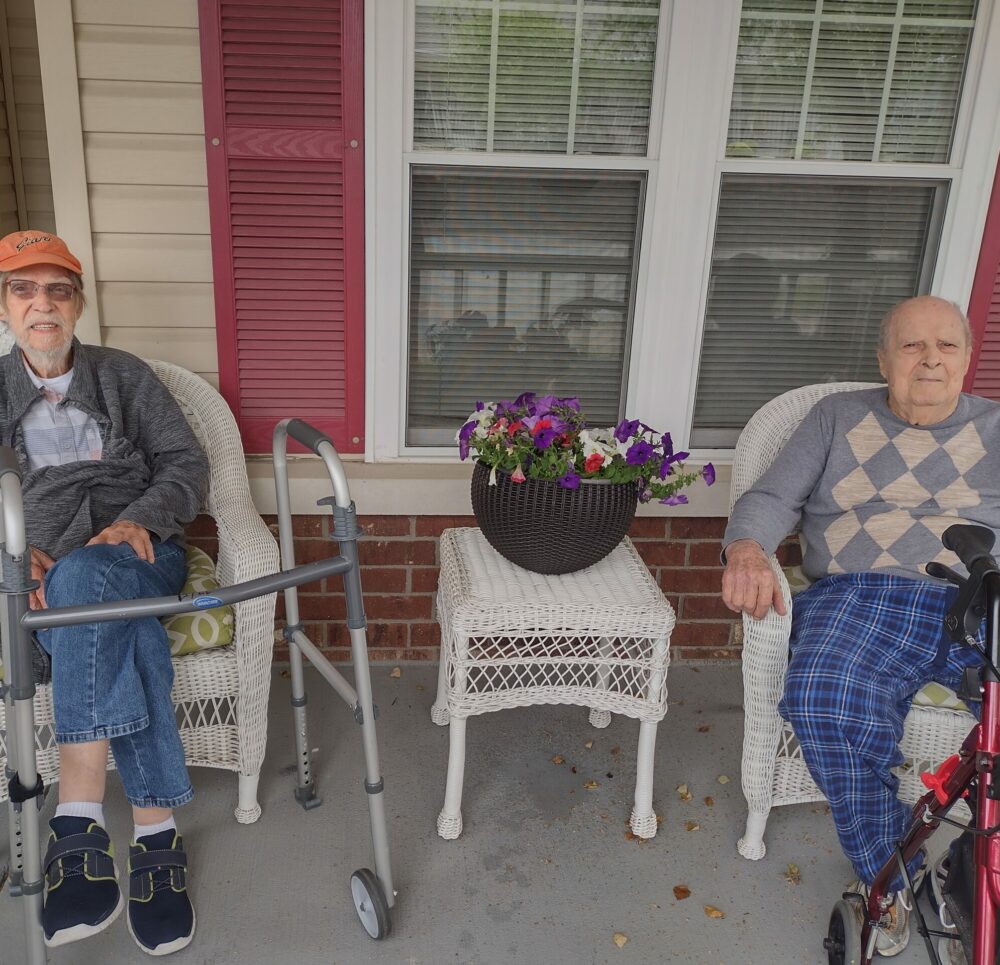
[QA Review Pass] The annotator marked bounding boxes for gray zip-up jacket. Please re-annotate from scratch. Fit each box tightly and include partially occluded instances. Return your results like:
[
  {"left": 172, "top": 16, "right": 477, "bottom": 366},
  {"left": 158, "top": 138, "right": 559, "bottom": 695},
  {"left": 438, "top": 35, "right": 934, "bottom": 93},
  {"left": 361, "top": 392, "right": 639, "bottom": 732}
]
[{"left": 0, "top": 340, "right": 209, "bottom": 559}]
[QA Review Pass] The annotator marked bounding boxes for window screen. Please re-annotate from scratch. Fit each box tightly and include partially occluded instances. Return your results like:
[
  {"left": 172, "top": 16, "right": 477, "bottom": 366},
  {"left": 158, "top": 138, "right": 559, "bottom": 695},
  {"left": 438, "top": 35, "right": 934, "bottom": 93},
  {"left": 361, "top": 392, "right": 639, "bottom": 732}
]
[
  {"left": 727, "top": 0, "right": 977, "bottom": 162},
  {"left": 691, "top": 174, "right": 948, "bottom": 447},
  {"left": 406, "top": 166, "right": 645, "bottom": 445},
  {"left": 413, "top": 0, "right": 661, "bottom": 156}
]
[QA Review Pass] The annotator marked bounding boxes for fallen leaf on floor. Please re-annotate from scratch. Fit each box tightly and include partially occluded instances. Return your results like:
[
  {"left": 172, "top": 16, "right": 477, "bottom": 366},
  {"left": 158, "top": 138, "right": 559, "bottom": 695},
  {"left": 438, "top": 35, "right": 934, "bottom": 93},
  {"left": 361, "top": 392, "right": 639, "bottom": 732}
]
[
  {"left": 415, "top": 683, "right": 425, "bottom": 692},
  {"left": 280, "top": 669, "right": 290, "bottom": 677},
  {"left": 584, "top": 740, "right": 594, "bottom": 749},
  {"left": 717, "top": 775, "right": 730, "bottom": 785},
  {"left": 610, "top": 746, "right": 620, "bottom": 756},
  {"left": 389, "top": 666, "right": 401, "bottom": 678},
  {"left": 691, "top": 667, "right": 701, "bottom": 672},
  {"left": 542, "top": 857, "right": 552, "bottom": 864},
  {"left": 697, "top": 724, "right": 711, "bottom": 733},
  {"left": 551, "top": 755, "right": 565, "bottom": 765},
  {"left": 613, "top": 933, "right": 628, "bottom": 949},
  {"left": 584, "top": 780, "right": 599, "bottom": 789},
  {"left": 656, "top": 815, "right": 663, "bottom": 825},
  {"left": 704, "top": 796, "right": 715, "bottom": 807},
  {"left": 704, "top": 905, "right": 725, "bottom": 919},
  {"left": 673, "top": 885, "right": 691, "bottom": 900},
  {"left": 625, "top": 830, "right": 636, "bottom": 841},
  {"left": 783, "top": 863, "right": 801, "bottom": 885},
  {"left": 571, "top": 766, "right": 578, "bottom": 774},
  {"left": 685, "top": 821, "right": 700, "bottom": 832},
  {"left": 676, "top": 783, "right": 693, "bottom": 802}
]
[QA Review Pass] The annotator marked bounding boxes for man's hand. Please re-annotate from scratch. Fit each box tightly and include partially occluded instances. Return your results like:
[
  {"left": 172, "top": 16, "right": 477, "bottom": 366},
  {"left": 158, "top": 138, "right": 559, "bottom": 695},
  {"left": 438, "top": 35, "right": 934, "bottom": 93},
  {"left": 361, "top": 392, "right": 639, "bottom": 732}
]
[
  {"left": 28, "top": 546, "right": 55, "bottom": 610},
  {"left": 86, "top": 520, "right": 155, "bottom": 563},
  {"left": 721, "top": 539, "right": 788, "bottom": 621}
]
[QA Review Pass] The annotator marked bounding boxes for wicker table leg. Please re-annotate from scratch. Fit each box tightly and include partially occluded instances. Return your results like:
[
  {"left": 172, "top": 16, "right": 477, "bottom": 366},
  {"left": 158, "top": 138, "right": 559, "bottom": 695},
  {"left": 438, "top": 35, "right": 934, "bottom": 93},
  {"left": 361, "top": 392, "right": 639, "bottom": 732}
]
[
  {"left": 430, "top": 651, "right": 450, "bottom": 726},
  {"left": 629, "top": 719, "right": 659, "bottom": 839},
  {"left": 437, "top": 715, "right": 467, "bottom": 839}
]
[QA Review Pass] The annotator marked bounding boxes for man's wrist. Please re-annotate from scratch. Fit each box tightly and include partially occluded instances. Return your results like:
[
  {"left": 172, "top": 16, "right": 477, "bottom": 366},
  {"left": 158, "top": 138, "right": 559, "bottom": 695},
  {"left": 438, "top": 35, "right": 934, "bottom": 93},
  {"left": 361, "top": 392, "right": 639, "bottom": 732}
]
[{"left": 723, "top": 538, "right": 767, "bottom": 563}]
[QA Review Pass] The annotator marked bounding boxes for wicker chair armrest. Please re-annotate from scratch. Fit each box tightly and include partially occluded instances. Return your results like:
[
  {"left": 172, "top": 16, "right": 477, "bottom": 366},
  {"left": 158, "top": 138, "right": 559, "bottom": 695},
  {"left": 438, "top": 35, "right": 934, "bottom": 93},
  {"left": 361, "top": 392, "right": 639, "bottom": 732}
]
[{"left": 740, "top": 555, "right": 794, "bottom": 705}]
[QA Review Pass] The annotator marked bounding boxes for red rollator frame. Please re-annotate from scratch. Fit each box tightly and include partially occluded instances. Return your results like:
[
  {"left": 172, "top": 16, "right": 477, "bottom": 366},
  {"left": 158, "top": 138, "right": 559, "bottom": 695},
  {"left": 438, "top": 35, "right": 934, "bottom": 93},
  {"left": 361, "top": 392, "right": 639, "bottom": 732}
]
[{"left": 826, "top": 523, "right": 1000, "bottom": 965}]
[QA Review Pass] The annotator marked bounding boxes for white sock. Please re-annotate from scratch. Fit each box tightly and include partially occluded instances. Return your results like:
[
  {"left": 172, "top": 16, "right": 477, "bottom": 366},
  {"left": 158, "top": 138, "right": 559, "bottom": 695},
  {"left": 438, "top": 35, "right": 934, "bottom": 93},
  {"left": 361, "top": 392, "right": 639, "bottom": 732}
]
[
  {"left": 55, "top": 801, "right": 105, "bottom": 827},
  {"left": 134, "top": 815, "right": 177, "bottom": 842}
]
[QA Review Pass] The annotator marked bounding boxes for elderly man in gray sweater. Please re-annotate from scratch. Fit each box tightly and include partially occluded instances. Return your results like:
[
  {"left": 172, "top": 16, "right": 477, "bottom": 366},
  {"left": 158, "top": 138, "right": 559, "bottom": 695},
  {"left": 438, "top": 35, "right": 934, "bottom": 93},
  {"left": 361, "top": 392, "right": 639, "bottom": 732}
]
[
  {"left": 722, "top": 294, "right": 1000, "bottom": 958},
  {"left": 0, "top": 230, "right": 208, "bottom": 955}
]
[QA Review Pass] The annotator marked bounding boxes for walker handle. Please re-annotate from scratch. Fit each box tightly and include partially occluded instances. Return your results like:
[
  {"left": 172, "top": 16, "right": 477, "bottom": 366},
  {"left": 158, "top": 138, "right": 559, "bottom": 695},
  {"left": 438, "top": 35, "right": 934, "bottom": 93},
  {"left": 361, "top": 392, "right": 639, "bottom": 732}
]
[
  {"left": 284, "top": 419, "right": 333, "bottom": 456},
  {"left": 943, "top": 523, "right": 997, "bottom": 571}
]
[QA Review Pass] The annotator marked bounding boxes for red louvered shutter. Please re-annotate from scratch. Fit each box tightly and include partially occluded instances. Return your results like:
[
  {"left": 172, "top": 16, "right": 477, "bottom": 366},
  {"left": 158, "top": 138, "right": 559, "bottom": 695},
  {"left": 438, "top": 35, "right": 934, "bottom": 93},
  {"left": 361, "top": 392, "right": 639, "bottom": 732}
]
[
  {"left": 198, "top": 0, "right": 364, "bottom": 452},
  {"left": 969, "top": 155, "right": 1000, "bottom": 400}
]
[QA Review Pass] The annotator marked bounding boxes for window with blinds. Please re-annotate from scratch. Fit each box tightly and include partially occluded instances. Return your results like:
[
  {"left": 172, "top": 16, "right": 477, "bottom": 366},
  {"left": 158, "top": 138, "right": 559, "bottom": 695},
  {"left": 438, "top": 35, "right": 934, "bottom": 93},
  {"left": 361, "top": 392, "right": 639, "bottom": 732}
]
[
  {"left": 406, "top": 167, "right": 644, "bottom": 445},
  {"left": 690, "top": 175, "right": 948, "bottom": 448},
  {"left": 413, "top": 0, "right": 660, "bottom": 156},
  {"left": 727, "top": 0, "right": 978, "bottom": 163}
]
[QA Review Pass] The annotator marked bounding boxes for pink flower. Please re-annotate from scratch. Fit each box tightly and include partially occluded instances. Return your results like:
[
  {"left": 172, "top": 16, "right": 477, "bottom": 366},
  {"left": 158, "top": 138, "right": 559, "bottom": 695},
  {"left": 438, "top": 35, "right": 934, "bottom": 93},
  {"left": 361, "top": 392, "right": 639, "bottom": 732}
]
[{"left": 511, "top": 465, "right": 526, "bottom": 483}]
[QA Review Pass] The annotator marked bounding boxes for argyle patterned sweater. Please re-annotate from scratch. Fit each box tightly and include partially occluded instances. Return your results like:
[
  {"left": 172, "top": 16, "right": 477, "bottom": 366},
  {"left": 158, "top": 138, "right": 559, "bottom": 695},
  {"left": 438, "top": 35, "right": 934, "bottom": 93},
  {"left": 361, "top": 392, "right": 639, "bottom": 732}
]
[{"left": 723, "top": 388, "right": 1000, "bottom": 581}]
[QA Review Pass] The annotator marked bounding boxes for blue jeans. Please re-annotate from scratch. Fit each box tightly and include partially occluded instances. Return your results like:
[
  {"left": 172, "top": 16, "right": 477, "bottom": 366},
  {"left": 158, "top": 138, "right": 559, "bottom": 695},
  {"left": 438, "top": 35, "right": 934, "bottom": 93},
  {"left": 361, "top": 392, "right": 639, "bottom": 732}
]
[{"left": 37, "top": 539, "right": 192, "bottom": 809}]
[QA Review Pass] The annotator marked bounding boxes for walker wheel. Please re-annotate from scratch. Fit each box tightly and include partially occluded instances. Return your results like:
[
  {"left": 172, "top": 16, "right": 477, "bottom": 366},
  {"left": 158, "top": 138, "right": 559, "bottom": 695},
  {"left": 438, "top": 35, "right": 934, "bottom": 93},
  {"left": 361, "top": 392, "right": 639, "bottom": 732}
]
[
  {"left": 825, "top": 899, "right": 861, "bottom": 965},
  {"left": 351, "top": 868, "right": 391, "bottom": 940}
]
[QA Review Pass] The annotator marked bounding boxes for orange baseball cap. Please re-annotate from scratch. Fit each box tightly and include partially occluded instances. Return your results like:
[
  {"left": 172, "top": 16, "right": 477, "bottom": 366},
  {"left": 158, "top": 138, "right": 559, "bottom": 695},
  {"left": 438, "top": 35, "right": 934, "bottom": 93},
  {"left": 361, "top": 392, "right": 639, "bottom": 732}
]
[{"left": 0, "top": 230, "right": 83, "bottom": 275}]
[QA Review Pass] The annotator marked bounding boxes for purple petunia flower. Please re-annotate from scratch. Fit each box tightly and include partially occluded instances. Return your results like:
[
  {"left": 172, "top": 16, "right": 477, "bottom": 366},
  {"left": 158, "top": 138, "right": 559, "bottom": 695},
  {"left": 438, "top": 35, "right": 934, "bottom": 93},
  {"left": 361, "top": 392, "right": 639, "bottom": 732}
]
[
  {"left": 614, "top": 418, "right": 641, "bottom": 443},
  {"left": 659, "top": 494, "right": 688, "bottom": 506},
  {"left": 626, "top": 440, "right": 654, "bottom": 466},
  {"left": 513, "top": 391, "right": 536, "bottom": 410},
  {"left": 458, "top": 420, "right": 477, "bottom": 460},
  {"left": 558, "top": 469, "right": 581, "bottom": 489},
  {"left": 702, "top": 462, "right": 716, "bottom": 486},
  {"left": 535, "top": 427, "right": 560, "bottom": 449},
  {"left": 475, "top": 401, "right": 485, "bottom": 412}
]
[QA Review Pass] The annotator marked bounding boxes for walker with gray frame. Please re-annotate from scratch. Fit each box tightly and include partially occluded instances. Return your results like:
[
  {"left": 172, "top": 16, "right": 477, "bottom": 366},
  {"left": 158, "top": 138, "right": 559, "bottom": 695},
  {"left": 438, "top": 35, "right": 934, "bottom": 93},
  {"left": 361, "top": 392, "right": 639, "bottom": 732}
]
[{"left": 1, "top": 418, "right": 394, "bottom": 964}]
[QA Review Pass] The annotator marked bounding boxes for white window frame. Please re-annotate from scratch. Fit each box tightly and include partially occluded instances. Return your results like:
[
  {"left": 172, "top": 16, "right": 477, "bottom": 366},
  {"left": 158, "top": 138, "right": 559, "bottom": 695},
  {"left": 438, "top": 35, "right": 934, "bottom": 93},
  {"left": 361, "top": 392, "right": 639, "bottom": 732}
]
[{"left": 366, "top": 0, "right": 1000, "bottom": 465}]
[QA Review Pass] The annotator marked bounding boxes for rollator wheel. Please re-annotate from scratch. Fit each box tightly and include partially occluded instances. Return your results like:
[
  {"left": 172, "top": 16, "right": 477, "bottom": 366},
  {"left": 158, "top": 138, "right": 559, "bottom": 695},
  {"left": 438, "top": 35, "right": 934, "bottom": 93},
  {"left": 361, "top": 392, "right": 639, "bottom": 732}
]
[
  {"left": 350, "top": 868, "right": 391, "bottom": 939},
  {"left": 825, "top": 900, "right": 861, "bottom": 965}
]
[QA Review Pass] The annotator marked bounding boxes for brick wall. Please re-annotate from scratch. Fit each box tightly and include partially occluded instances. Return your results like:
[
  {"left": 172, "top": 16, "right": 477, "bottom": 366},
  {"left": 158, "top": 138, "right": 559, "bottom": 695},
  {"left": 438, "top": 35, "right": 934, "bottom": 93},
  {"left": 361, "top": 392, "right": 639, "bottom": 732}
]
[{"left": 187, "top": 514, "right": 801, "bottom": 662}]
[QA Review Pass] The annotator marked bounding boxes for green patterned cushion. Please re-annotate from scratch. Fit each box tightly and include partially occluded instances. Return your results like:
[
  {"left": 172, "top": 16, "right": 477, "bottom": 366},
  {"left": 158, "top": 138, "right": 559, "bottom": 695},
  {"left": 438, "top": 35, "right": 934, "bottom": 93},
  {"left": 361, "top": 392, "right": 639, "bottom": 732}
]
[
  {"left": 163, "top": 544, "right": 234, "bottom": 656},
  {"left": 782, "top": 564, "right": 811, "bottom": 596},
  {"left": 911, "top": 680, "right": 970, "bottom": 713}
]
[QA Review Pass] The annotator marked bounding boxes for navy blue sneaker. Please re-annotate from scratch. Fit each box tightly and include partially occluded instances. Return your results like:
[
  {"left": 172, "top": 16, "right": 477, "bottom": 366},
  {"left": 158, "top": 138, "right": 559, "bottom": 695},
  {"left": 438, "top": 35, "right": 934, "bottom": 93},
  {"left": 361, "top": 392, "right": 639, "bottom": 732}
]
[
  {"left": 42, "top": 816, "right": 123, "bottom": 947},
  {"left": 127, "top": 830, "right": 195, "bottom": 956}
]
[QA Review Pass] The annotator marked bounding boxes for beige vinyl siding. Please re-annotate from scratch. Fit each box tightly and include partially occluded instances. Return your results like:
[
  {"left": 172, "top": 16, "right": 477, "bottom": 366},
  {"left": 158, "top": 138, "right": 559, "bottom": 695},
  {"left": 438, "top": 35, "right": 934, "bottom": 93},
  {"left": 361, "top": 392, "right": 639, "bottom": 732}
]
[
  {"left": 4, "top": 0, "right": 54, "bottom": 232},
  {"left": 74, "top": 0, "right": 218, "bottom": 386}
]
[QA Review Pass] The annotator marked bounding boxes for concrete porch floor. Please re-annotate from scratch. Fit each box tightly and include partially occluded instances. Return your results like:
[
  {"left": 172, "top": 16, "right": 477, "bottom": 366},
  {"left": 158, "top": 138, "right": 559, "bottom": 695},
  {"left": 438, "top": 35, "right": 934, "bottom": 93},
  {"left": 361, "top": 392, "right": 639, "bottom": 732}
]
[{"left": 2, "top": 664, "right": 958, "bottom": 965}]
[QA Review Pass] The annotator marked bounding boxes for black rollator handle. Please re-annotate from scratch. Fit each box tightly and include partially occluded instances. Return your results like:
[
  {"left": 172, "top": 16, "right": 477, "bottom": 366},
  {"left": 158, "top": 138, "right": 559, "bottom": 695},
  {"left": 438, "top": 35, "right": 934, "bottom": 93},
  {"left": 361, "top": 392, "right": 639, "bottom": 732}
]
[
  {"left": 285, "top": 419, "right": 333, "bottom": 456},
  {"left": 938, "top": 524, "right": 1000, "bottom": 644},
  {"left": 943, "top": 523, "right": 997, "bottom": 571}
]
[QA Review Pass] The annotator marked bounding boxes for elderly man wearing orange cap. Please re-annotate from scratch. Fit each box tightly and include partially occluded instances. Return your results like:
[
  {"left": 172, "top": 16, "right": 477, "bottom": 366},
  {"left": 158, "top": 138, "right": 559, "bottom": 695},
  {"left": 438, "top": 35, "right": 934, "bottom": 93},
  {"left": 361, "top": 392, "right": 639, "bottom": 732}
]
[{"left": 0, "top": 230, "right": 208, "bottom": 955}]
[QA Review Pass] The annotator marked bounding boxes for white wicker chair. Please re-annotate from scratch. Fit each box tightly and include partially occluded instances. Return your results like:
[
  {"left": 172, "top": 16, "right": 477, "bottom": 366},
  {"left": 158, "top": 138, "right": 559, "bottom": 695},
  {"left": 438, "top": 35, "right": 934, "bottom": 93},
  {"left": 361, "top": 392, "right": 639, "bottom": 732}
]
[
  {"left": 735, "top": 381, "right": 976, "bottom": 860},
  {"left": 0, "top": 357, "right": 280, "bottom": 824}
]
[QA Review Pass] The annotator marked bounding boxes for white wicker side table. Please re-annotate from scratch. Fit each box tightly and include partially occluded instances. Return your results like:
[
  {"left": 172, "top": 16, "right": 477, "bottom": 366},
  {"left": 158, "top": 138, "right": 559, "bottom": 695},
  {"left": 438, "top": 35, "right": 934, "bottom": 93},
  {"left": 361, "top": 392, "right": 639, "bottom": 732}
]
[{"left": 431, "top": 527, "right": 675, "bottom": 840}]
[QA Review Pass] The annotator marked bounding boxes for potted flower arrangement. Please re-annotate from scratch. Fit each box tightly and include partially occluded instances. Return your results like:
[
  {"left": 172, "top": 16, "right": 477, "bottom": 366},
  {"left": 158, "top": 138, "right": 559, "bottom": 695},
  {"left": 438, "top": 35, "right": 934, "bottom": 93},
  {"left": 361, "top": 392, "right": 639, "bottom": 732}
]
[{"left": 457, "top": 392, "right": 715, "bottom": 574}]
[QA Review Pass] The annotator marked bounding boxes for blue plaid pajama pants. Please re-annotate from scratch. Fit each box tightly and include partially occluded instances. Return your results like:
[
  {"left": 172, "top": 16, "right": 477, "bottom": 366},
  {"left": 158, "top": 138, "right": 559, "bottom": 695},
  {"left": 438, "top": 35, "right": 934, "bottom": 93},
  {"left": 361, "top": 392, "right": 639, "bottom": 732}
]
[{"left": 778, "top": 572, "right": 984, "bottom": 886}]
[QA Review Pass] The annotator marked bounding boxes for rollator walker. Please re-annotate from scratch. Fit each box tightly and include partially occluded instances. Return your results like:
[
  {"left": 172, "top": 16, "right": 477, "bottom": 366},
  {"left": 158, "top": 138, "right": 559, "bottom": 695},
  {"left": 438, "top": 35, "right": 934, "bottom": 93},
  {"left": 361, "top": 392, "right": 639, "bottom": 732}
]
[
  {"left": 2, "top": 419, "right": 395, "bottom": 964},
  {"left": 825, "top": 523, "right": 1000, "bottom": 965}
]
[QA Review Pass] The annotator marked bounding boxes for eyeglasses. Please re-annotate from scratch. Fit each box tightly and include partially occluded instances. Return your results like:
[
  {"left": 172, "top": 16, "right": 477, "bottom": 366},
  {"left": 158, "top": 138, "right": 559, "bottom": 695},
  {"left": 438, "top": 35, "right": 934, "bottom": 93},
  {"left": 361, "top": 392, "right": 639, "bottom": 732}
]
[{"left": 5, "top": 280, "right": 78, "bottom": 302}]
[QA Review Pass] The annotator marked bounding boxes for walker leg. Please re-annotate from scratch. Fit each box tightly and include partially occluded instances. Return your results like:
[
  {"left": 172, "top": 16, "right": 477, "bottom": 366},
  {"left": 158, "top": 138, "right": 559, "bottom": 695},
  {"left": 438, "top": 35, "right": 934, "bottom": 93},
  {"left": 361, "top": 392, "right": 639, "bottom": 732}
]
[
  {"left": 345, "top": 618, "right": 395, "bottom": 907},
  {"left": 437, "top": 716, "right": 466, "bottom": 839},
  {"left": 235, "top": 771, "right": 262, "bottom": 824},
  {"left": 287, "top": 636, "right": 320, "bottom": 810},
  {"left": 630, "top": 720, "right": 659, "bottom": 839}
]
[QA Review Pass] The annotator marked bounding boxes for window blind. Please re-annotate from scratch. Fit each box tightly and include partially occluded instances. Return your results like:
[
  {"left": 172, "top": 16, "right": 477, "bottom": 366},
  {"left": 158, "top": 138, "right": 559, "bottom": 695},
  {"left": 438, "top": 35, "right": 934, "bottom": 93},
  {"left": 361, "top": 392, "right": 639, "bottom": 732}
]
[
  {"left": 407, "top": 166, "right": 644, "bottom": 445},
  {"left": 728, "top": 0, "right": 977, "bottom": 163},
  {"left": 413, "top": 0, "right": 660, "bottom": 156},
  {"left": 690, "top": 174, "right": 947, "bottom": 448}
]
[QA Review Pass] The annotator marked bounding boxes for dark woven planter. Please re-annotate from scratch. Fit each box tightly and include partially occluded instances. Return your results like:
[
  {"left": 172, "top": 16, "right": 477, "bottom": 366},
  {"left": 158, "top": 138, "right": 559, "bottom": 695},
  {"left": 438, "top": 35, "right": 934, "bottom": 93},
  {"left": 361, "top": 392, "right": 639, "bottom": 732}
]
[{"left": 471, "top": 460, "right": 639, "bottom": 575}]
